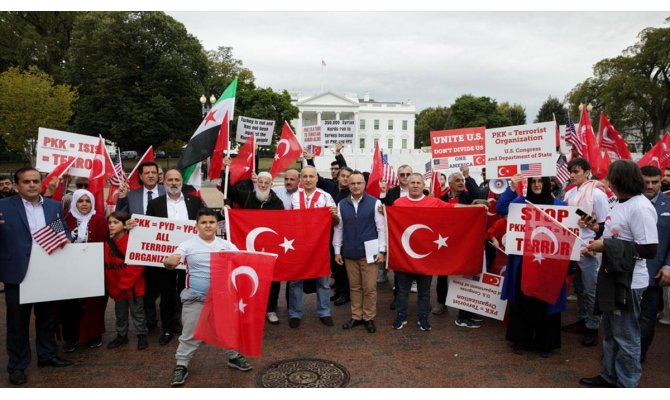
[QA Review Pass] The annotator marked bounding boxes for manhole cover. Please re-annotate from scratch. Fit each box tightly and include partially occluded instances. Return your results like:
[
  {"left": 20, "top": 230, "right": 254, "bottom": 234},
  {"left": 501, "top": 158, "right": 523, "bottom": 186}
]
[{"left": 255, "top": 358, "right": 350, "bottom": 388}]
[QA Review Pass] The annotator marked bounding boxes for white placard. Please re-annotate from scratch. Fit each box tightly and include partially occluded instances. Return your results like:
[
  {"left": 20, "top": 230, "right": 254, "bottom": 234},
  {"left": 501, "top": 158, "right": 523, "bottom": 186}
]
[
  {"left": 302, "top": 124, "right": 322, "bottom": 147},
  {"left": 125, "top": 214, "right": 198, "bottom": 268},
  {"left": 446, "top": 273, "right": 507, "bottom": 321},
  {"left": 235, "top": 116, "right": 274, "bottom": 145},
  {"left": 364, "top": 239, "right": 379, "bottom": 264},
  {"left": 321, "top": 120, "right": 356, "bottom": 146},
  {"left": 36, "top": 127, "right": 103, "bottom": 177},
  {"left": 21, "top": 243, "right": 104, "bottom": 304},
  {"left": 485, "top": 121, "right": 558, "bottom": 179},
  {"left": 504, "top": 203, "right": 581, "bottom": 261}
]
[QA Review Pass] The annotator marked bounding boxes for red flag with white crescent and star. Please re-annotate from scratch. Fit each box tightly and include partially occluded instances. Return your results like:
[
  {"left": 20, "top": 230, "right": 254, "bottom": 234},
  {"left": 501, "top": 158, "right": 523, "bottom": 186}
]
[
  {"left": 227, "top": 208, "right": 331, "bottom": 281},
  {"left": 228, "top": 133, "right": 255, "bottom": 185},
  {"left": 521, "top": 206, "right": 575, "bottom": 304},
  {"left": 193, "top": 250, "right": 277, "bottom": 357},
  {"left": 386, "top": 206, "right": 486, "bottom": 275},
  {"left": 126, "top": 146, "right": 155, "bottom": 191},
  {"left": 88, "top": 136, "right": 114, "bottom": 215},
  {"left": 269, "top": 122, "right": 303, "bottom": 179}
]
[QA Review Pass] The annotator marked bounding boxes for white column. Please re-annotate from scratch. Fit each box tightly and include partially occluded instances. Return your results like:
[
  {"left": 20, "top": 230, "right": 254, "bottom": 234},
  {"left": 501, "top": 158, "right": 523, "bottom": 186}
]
[
  {"left": 335, "top": 112, "right": 340, "bottom": 120},
  {"left": 317, "top": 111, "right": 322, "bottom": 125}
]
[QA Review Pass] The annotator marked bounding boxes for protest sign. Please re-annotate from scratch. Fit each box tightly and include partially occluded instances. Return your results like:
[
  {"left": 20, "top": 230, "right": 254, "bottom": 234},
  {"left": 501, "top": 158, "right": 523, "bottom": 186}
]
[
  {"left": 321, "top": 120, "right": 355, "bottom": 146},
  {"left": 36, "top": 127, "right": 104, "bottom": 177},
  {"left": 446, "top": 273, "right": 507, "bottom": 321},
  {"left": 485, "top": 121, "right": 558, "bottom": 179},
  {"left": 125, "top": 214, "right": 198, "bottom": 269},
  {"left": 236, "top": 116, "right": 274, "bottom": 146},
  {"left": 21, "top": 243, "right": 104, "bottom": 304},
  {"left": 504, "top": 203, "right": 581, "bottom": 261},
  {"left": 302, "top": 124, "right": 322, "bottom": 146},
  {"left": 430, "top": 127, "right": 486, "bottom": 167}
]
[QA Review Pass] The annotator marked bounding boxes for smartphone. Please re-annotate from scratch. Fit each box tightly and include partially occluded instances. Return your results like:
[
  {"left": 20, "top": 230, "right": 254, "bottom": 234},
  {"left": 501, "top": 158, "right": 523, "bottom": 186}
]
[{"left": 576, "top": 209, "right": 596, "bottom": 224}]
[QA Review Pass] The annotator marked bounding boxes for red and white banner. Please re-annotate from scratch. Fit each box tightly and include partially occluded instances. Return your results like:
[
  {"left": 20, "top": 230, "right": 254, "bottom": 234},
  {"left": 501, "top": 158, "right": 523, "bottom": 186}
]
[
  {"left": 302, "top": 124, "right": 322, "bottom": 148},
  {"left": 430, "top": 127, "right": 486, "bottom": 176},
  {"left": 485, "top": 122, "right": 557, "bottom": 179},
  {"left": 446, "top": 273, "right": 507, "bottom": 321},
  {"left": 194, "top": 250, "right": 277, "bottom": 357},
  {"left": 125, "top": 214, "right": 197, "bottom": 268},
  {"left": 36, "top": 127, "right": 108, "bottom": 177},
  {"left": 386, "top": 206, "right": 486, "bottom": 275},
  {"left": 227, "top": 208, "right": 331, "bottom": 281}
]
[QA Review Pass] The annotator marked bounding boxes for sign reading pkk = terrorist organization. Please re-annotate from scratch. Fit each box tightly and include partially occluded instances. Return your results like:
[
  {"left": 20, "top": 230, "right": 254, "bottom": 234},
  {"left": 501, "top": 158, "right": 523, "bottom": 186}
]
[
  {"left": 321, "top": 120, "right": 356, "bottom": 146},
  {"left": 485, "top": 121, "right": 558, "bottom": 179},
  {"left": 125, "top": 214, "right": 198, "bottom": 269},
  {"left": 36, "top": 127, "right": 107, "bottom": 178},
  {"left": 235, "top": 116, "right": 274, "bottom": 146},
  {"left": 430, "top": 127, "right": 486, "bottom": 171}
]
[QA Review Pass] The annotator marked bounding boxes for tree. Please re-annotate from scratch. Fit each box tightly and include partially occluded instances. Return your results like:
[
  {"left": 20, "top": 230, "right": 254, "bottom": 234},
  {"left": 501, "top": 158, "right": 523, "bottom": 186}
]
[
  {"left": 414, "top": 106, "right": 451, "bottom": 148},
  {"left": 567, "top": 21, "right": 670, "bottom": 151},
  {"left": 498, "top": 102, "right": 527, "bottom": 125},
  {"left": 64, "top": 12, "right": 209, "bottom": 152},
  {"left": 0, "top": 66, "right": 76, "bottom": 163},
  {"left": 447, "top": 94, "right": 512, "bottom": 129},
  {"left": 535, "top": 96, "right": 568, "bottom": 124}
]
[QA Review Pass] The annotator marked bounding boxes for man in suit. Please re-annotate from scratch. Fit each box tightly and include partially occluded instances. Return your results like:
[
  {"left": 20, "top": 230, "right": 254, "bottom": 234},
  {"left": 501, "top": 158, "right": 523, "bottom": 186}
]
[
  {"left": 639, "top": 166, "right": 670, "bottom": 362},
  {"left": 146, "top": 169, "right": 204, "bottom": 346},
  {"left": 0, "top": 167, "right": 73, "bottom": 386},
  {"left": 116, "top": 161, "right": 165, "bottom": 332}
]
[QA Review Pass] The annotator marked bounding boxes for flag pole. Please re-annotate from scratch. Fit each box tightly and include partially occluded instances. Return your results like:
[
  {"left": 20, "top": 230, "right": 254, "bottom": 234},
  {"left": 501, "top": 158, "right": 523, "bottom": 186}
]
[
  {"left": 223, "top": 204, "right": 231, "bottom": 241},
  {"left": 524, "top": 200, "right": 585, "bottom": 243}
]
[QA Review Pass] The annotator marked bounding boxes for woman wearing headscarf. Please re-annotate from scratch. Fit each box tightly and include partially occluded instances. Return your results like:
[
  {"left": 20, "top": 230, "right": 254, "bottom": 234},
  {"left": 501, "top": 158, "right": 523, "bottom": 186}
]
[
  {"left": 499, "top": 176, "right": 567, "bottom": 357},
  {"left": 59, "top": 189, "right": 109, "bottom": 352}
]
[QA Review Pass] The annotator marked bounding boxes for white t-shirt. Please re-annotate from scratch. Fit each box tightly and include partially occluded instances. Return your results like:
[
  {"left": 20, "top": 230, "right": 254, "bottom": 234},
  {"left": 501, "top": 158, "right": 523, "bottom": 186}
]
[
  {"left": 602, "top": 194, "right": 658, "bottom": 289},
  {"left": 565, "top": 184, "right": 610, "bottom": 246},
  {"left": 176, "top": 236, "right": 239, "bottom": 295}
]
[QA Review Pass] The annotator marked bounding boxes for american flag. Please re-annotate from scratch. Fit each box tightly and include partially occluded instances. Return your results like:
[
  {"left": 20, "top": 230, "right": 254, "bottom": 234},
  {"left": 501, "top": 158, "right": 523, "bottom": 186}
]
[
  {"left": 423, "top": 160, "right": 432, "bottom": 179},
  {"left": 564, "top": 116, "right": 583, "bottom": 157},
  {"left": 33, "top": 217, "right": 69, "bottom": 254},
  {"left": 519, "top": 163, "right": 543, "bottom": 177},
  {"left": 381, "top": 151, "right": 399, "bottom": 187},
  {"left": 555, "top": 155, "right": 570, "bottom": 185},
  {"left": 109, "top": 151, "right": 126, "bottom": 185},
  {"left": 433, "top": 158, "right": 449, "bottom": 170}
]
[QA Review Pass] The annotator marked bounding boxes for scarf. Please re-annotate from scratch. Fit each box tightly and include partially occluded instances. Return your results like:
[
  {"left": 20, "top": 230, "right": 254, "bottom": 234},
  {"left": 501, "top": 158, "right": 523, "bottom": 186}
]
[{"left": 69, "top": 189, "right": 96, "bottom": 243}]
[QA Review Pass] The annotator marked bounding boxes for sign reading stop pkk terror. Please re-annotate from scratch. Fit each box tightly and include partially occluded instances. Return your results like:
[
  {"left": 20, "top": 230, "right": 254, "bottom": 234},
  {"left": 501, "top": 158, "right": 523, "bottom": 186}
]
[
  {"left": 430, "top": 127, "right": 486, "bottom": 168},
  {"left": 485, "top": 121, "right": 558, "bottom": 179},
  {"left": 321, "top": 120, "right": 355, "bottom": 146},
  {"left": 236, "top": 116, "right": 274, "bottom": 146},
  {"left": 36, "top": 127, "right": 105, "bottom": 177},
  {"left": 125, "top": 214, "right": 198, "bottom": 269},
  {"left": 505, "top": 203, "right": 581, "bottom": 261}
]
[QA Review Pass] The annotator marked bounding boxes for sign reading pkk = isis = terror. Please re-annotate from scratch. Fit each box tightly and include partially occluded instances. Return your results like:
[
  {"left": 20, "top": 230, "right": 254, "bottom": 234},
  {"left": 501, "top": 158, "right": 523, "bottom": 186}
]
[
  {"left": 36, "top": 127, "right": 109, "bottom": 178},
  {"left": 125, "top": 214, "right": 198, "bottom": 269}
]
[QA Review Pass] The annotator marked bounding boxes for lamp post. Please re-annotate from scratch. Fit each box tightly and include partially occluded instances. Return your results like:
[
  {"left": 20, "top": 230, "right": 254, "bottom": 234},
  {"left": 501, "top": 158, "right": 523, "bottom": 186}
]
[{"left": 200, "top": 94, "right": 216, "bottom": 117}]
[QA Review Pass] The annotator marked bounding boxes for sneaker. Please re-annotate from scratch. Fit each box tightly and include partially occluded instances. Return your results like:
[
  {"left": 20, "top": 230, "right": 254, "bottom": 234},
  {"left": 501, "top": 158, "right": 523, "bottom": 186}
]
[
  {"left": 469, "top": 315, "right": 484, "bottom": 323},
  {"left": 170, "top": 366, "right": 188, "bottom": 386},
  {"left": 417, "top": 317, "right": 432, "bottom": 331},
  {"left": 107, "top": 334, "right": 129, "bottom": 349},
  {"left": 659, "top": 317, "right": 670, "bottom": 326},
  {"left": 227, "top": 354, "right": 253, "bottom": 371},
  {"left": 455, "top": 318, "right": 481, "bottom": 329},
  {"left": 431, "top": 304, "right": 447, "bottom": 315},
  {"left": 87, "top": 337, "right": 102, "bottom": 349},
  {"left": 137, "top": 334, "right": 148, "bottom": 350},
  {"left": 63, "top": 341, "right": 77, "bottom": 353},
  {"left": 410, "top": 281, "right": 418, "bottom": 293},
  {"left": 266, "top": 312, "right": 279, "bottom": 325},
  {"left": 392, "top": 314, "right": 408, "bottom": 330}
]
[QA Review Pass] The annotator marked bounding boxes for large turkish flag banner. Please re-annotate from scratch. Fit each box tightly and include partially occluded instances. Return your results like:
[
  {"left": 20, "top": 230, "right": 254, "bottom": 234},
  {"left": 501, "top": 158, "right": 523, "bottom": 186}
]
[
  {"left": 386, "top": 206, "right": 486, "bottom": 275},
  {"left": 194, "top": 251, "right": 277, "bottom": 357},
  {"left": 227, "top": 208, "right": 331, "bottom": 281}
]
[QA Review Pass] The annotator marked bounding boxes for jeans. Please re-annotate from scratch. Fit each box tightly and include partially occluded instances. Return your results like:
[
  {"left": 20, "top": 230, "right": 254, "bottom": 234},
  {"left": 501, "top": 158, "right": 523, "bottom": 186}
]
[
  {"left": 574, "top": 254, "right": 600, "bottom": 329},
  {"left": 639, "top": 285, "right": 662, "bottom": 359},
  {"left": 288, "top": 277, "right": 331, "bottom": 319},
  {"left": 600, "top": 288, "right": 644, "bottom": 388},
  {"left": 395, "top": 272, "right": 432, "bottom": 319}
]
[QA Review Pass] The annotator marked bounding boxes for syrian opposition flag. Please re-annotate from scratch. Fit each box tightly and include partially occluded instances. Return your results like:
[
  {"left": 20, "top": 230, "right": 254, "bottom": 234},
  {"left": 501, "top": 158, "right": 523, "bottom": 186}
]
[
  {"left": 178, "top": 77, "right": 238, "bottom": 188},
  {"left": 521, "top": 204, "right": 576, "bottom": 304},
  {"left": 366, "top": 141, "right": 383, "bottom": 198},
  {"left": 598, "top": 113, "right": 631, "bottom": 160},
  {"left": 194, "top": 250, "right": 277, "bottom": 357},
  {"left": 41, "top": 157, "right": 77, "bottom": 201},
  {"left": 228, "top": 133, "right": 256, "bottom": 186},
  {"left": 88, "top": 136, "right": 114, "bottom": 216},
  {"left": 126, "top": 146, "right": 155, "bottom": 191},
  {"left": 269, "top": 122, "right": 303, "bottom": 179},
  {"left": 227, "top": 208, "right": 332, "bottom": 281},
  {"left": 386, "top": 206, "right": 486, "bottom": 275}
]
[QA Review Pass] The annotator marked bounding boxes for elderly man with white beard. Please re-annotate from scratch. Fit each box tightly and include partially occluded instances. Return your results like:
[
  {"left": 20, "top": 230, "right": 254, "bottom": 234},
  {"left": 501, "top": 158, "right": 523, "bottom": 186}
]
[{"left": 224, "top": 168, "right": 286, "bottom": 324}]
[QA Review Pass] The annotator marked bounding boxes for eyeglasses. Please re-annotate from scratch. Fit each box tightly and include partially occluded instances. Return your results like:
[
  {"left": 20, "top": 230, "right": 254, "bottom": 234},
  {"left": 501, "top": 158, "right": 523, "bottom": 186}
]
[
  {"left": 398, "top": 173, "right": 411, "bottom": 177},
  {"left": 76, "top": 183, "right": 89, "bottom": 189}
]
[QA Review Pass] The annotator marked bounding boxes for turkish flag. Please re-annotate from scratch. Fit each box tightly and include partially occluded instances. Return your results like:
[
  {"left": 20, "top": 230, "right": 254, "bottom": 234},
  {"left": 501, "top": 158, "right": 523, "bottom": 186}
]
[
  {"left": 269, "top": 122, "right": 302, "bottom": 179},
  {"left": 305, "top": 144, "right": 322, "bottom": 156},
  {"left": 194, "top": 250, "right": 277, "bottom": 357},
  {"left": 386, "top": 206, "right": 486, "bottom": 275},
  {"left": 229, "top": 133, "right": 255, "bottom": 185},
  {"left": 637, "top": 132, "right": 670, "bottom": 169},
  {"left": 598, "top": 113, "right": 631, "bottom": 160},
  {"left": 431, "top": 171, "right": 446, "bottom": 197},
  {"left": 367, "top": 141, "right": 383, "bottom": 198},
  {"left": 521, "top": 206, "right": 575, "bottom": 304},
  {"left": 580, "top": 108, "right": 607, "bottom": 179},
  {"left": 88, "top": 136, "right": 114, "bottom": 215},
  {"left": 208, "top": 111, "right": 230, "bottom": 181},
  {"left": 126, "top": 146, "right": 155, "bottom": 191},
  {"left": 41, "top": 157, "right": 77, "bottom": 201},
  {"left": 497, "top": 165, "right": 518, "bottom": 178},
  {"left": 227, "top": 208, "right": 332, "bottom": 281}
]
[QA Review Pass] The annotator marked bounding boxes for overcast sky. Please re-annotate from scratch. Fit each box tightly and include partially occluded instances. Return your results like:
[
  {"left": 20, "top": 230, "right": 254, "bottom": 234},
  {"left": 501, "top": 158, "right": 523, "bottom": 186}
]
[{"left": 167, "top": 11, "right": 667, "bottom": 122}]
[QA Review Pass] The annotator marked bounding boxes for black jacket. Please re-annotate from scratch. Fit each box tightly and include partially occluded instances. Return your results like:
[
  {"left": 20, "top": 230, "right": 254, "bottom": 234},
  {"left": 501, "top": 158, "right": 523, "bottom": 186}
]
[{"left": 595, "top": 238, "right": 638, "bottom": 313}]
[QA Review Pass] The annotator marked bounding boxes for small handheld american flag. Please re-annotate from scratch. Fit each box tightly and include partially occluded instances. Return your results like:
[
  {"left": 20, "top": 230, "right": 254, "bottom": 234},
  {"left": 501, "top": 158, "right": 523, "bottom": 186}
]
[
  {"left": 556, "top": 155, "right": 570, "bottom": 185},
  {"left": 565, "top": 116, "right": 583, "bottom": 157},
  {"left": 380, "top": 150, "right": 399, "bottom": 187},
  {"left": 33, "top": 216, "right": 69, "bottom": 255}
]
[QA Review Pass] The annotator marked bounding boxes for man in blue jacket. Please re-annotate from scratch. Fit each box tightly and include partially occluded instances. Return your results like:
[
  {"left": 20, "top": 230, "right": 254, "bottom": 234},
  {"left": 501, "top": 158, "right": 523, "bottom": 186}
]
[{"left": 0, "top": 167, "right": 73, "bottom": 385}]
